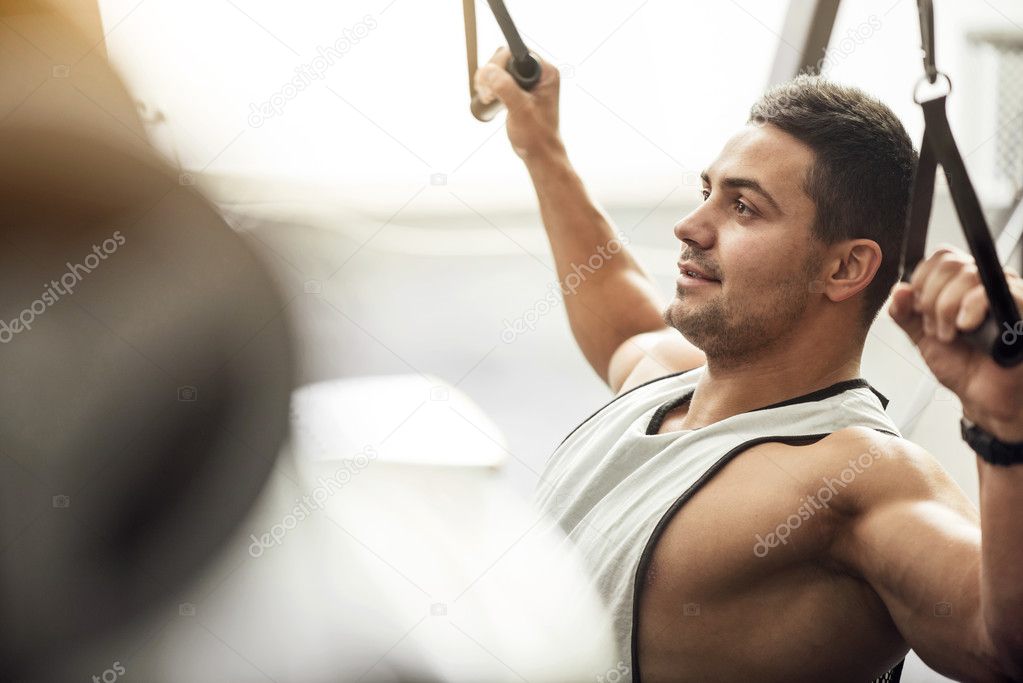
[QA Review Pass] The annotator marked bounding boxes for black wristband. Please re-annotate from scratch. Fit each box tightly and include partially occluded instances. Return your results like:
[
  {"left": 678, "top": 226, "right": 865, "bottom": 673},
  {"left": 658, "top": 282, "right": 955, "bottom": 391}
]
[{"left": 960, "top": 417, "right": 1023, "bottom": 466}]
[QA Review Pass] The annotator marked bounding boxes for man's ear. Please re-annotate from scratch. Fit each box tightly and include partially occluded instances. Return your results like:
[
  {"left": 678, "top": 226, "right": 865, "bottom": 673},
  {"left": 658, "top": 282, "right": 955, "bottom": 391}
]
[{"left": 822, "top": 239, "right": 882, "bottom": 304}]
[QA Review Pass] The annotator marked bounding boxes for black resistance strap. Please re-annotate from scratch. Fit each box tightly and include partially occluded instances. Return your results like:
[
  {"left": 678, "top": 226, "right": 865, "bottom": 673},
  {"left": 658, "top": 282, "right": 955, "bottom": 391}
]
[{"left": 903, "top": 0, "right": 1023, "bottom": 366}]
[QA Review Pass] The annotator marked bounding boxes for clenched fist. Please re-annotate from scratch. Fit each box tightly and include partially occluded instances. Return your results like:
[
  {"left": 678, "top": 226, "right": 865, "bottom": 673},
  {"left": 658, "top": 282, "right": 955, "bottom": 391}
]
[
  {"left": 889, "top": 245, "right": 1023, "bottom": 442},
  {"left": 474, "top": 47, "right": 563, "bottom": 160}
]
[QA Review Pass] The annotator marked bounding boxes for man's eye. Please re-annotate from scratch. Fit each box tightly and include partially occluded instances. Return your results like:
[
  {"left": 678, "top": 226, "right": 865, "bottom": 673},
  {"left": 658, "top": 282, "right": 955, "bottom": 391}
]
[
  {"left": 701, "top": 189, "right": 710, "bottom": 201},
  {"left": 734, "top": 199, "right": 754, "bottom": 216}
]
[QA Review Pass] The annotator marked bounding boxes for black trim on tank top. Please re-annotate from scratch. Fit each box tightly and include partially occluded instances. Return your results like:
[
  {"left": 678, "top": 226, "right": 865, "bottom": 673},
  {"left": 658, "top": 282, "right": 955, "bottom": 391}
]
[
  {"left": 645, "top": 391, "right": 695, "bottom": 435},
  {"left": 551, "top": 368, "right": 697, "bottom": 454},
  {"left": 628, "top": 428, "right": 904, "bottom": 683},
  {"left": 646, "top": 378, "right": 890, "bottom": 436},
  {"left": 751, "top": 378, "right": 890, "bottom": 412}
]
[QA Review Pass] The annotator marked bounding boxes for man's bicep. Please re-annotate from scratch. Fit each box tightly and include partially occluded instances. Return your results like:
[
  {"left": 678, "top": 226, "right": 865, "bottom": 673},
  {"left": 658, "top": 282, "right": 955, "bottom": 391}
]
[
  {"left": 607, "top": 327, "right": 704, "bottom": 395},
  {"left": 832, "top": 445, "right": 1006, "bottom": 681}
]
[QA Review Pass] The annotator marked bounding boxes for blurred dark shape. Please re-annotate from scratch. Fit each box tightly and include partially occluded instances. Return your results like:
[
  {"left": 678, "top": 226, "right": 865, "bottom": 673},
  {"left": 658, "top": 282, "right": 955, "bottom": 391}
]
[{"left": 0, "top": 1, "right": 294, "bottom": 678}]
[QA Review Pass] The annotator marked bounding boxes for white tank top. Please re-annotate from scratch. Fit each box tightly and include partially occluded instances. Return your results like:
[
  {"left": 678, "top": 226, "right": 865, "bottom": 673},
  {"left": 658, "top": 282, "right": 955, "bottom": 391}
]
[{"left": 532, "top": 365, "right": 902, "bottom": 682}]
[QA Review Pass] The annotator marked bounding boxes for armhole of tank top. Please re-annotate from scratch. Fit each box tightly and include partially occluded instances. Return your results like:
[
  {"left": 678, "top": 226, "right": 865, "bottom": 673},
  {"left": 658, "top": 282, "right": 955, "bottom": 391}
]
[{"left": 628, "top": 426, "right": 899, "bottom": 683}]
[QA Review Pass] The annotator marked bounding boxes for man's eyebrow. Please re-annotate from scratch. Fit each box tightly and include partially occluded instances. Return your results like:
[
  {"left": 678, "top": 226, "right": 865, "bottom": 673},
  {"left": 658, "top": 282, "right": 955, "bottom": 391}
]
[{"left": 700, "top": 170, "right": 782, "bottom": 214}]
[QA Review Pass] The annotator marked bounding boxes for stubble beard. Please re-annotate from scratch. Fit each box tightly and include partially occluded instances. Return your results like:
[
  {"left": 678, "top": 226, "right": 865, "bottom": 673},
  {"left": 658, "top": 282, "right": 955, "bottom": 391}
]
[{"left": 662, "top": 257, "right": 819, "bottom": 367}]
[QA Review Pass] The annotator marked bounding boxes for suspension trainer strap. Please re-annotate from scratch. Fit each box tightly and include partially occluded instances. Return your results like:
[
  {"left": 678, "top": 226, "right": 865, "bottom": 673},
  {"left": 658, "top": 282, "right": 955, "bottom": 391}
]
[
  {"left": 463, "top": 0, "right": 479, "bottom": 98},
  {"left": 905, "top": 95, "right": 1023, "bottom": 366},
  {"left": 903, "top": 0, "right": 1023, "bottom": 366},
  {"left": 902, "top": 128, "right": 936, "bottom": 281}
]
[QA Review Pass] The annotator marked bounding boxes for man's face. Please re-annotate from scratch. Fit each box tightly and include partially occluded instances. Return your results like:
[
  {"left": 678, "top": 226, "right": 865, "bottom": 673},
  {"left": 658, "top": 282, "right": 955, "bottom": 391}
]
[{"left": 663, "top": 123, "right": 821, "bottom": 362}]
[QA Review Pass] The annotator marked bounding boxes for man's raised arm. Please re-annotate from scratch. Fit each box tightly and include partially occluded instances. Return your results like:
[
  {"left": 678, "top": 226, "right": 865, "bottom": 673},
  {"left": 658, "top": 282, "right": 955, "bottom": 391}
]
[{"left": 474, "top": 48, "right": 703, "bottom": 391}]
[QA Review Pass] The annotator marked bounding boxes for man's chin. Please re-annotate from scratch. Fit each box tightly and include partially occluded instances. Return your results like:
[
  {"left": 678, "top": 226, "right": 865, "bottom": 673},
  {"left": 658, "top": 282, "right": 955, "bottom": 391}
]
[
  {"left": 662, "top": 300, "right": 693, "bottom": 333},
  {"left": 664, "top": 300, "right": 722, "bottom": 342}
]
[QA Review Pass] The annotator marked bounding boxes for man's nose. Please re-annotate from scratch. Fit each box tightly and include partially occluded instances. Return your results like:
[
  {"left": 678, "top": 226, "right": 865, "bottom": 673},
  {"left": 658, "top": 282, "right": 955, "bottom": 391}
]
[{"left": 672, "top": 205, "right": 716, "bottom": 249}]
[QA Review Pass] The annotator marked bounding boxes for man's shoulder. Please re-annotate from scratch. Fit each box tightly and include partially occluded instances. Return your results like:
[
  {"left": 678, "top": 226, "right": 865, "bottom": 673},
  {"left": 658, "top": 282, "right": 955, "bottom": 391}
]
[{"left": 751, "top": 426, "right": 963, "bottom": 517}]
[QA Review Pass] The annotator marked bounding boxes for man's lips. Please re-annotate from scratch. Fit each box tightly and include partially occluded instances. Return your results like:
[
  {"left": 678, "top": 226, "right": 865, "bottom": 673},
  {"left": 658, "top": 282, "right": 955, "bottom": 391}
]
[{"left": 677, "top": 260, "right": 720, "bottom": 282}]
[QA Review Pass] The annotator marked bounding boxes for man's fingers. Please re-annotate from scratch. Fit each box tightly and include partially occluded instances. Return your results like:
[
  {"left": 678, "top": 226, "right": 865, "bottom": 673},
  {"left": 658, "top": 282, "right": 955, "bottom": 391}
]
[
  {"left": 933, "top": 265, "right": 980, "bottom": 341},
  {"left": 961, "top": 270, "right": 1023, "bottom": 330},
  {"left": 956, "top": 285, "right": 990, "bottom": 333},
  {"left": 476, "top": 62, "right": 529, "bottom": 111},
  {"left": 908, "top": 244, "right": 955, "bottom": 295},
  {"left": 473, "top": 46, "right": 533, "bottom": 109},
  {"left": 899, "top": 246, "right": 1023, "bottom": 351},
  {"left": 473, "top": 46, "right": 511, "bottom": 104},
  {"left": 911, "top": 247, "right": 969, "bottom": 338},
  {"left": 486, "top": 45, "right": 512, "bottom": 68},
  {"left": 916, "top": 254, "right": 967, "bottom": 313}
]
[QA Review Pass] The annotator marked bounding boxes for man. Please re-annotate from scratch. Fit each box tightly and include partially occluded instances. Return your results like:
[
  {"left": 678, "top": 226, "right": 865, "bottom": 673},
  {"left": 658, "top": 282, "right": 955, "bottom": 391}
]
[{"left": 474, "top": 48, "right": 1023, "bottom": 682}]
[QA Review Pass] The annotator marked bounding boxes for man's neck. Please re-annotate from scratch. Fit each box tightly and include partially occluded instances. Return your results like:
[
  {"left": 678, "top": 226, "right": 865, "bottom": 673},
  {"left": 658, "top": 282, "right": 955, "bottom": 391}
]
[{"left": 682, "top": 332, "right": 864, "bottom": 431}]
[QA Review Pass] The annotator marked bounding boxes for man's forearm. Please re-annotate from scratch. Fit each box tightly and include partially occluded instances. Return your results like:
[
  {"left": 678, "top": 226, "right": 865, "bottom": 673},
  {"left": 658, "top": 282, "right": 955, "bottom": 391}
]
[
  {"left": 523, "top": 142, "right": 668, "bottom": 382},
  {"left": 977, "top": 456, "right": 1023, "bottom": 678}
]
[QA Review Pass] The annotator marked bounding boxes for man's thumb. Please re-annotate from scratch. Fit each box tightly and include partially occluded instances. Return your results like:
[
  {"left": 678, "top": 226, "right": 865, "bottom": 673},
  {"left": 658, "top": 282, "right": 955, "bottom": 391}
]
[{"left": 889, "top": 282, "right": 924, "bottom": 345}]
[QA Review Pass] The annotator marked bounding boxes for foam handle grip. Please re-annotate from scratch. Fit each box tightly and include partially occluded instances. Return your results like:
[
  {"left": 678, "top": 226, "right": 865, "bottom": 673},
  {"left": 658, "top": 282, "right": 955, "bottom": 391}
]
[{"left": 471, "top": 52, "right": 542, "bottom": 122}]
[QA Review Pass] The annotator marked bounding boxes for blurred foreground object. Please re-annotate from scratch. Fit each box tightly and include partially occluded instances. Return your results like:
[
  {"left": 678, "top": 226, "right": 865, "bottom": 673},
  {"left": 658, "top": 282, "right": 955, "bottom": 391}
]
[
  {"left": 0, "top": 1, "right": 293, "bottom": 676},
  {"left": 71, "top": 376, "right": 616, "bottom": 682},
  {"left": 26, "top": 377, "right": 616, "bottom": 681}
]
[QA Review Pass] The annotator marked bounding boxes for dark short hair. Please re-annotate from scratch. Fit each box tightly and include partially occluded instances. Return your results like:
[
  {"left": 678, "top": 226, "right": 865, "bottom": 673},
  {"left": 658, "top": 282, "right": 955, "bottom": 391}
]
[{"left": 748, "top": 74, "right": 917, "bottom": 328}]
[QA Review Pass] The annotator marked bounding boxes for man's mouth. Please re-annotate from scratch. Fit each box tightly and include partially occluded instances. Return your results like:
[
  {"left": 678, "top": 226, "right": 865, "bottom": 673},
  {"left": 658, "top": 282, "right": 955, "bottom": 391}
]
[{"left": 677, "top": 260, "right": 720, "bottom": 283}]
